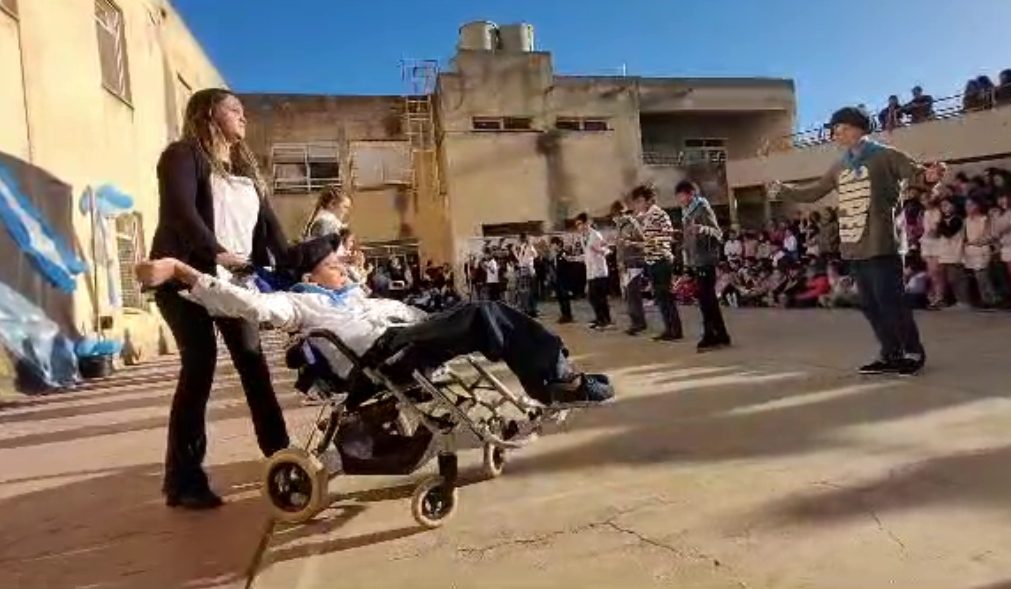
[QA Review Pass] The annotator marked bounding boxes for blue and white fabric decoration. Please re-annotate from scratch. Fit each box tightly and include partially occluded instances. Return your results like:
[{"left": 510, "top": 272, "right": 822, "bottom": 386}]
[{"left": 0, "top": 162, "right": 86, "bottom": 293}]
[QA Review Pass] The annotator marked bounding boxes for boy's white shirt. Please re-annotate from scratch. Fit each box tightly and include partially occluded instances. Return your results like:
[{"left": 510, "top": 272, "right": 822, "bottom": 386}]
[{"left": 188, "top": 274, "right": 427, "bottom": 378}]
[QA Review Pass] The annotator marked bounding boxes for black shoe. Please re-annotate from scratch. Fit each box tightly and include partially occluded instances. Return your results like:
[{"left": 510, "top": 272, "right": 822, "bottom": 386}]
[
  {"left": 696, "top": 338, "right": 730, "bottom": 353},
  {"left": 653, "top": 332, "right": 683, "bottom": 342},
  {"left": 166, "top": 488, "right": 224, "bottom": 510},
  {"left": 557, "top": 317, "right": 574, "bottom": 325},
  {"left": 858, "top": 358, "right": 900, "bottom": 375},
  {"left": 896, "top": 354, "right": 926, "bottom": 376},
  {"left": 625, "top": 326, "right": 646, "bottom": 336}
]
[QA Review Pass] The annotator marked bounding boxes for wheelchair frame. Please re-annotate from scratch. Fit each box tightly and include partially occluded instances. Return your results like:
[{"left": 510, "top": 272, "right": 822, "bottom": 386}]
[{"left": 262, "top": 328, "right": 565, "bottom": 528}]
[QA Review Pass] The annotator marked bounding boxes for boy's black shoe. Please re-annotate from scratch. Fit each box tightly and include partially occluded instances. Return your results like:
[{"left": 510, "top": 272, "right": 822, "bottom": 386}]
[
  {"left": 896, "top": 353, "right": 926, "bottom": 376},
  {"left": 858, "top": 358, "right": 899, "bottom": 375},
  {"left": 653, "top": 332, "right": 683, "bottom": 342},
  {"left": 166, "top": 488, "right": 224, "bottom": 510},
  {"left": 697, "top": 335, "right": 732, "bottom": 353}
]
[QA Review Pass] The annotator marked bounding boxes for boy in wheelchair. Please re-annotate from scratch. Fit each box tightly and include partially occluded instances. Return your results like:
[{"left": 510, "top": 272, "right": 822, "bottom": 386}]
[{"left": 136, "top": 235, "right": 614, "bottom": 409}]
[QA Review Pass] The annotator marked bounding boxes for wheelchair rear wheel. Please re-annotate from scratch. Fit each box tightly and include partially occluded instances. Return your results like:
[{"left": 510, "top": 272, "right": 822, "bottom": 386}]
[
  {"left": 481, "top": 442, "right": 507, "bottom": 479},
  {"left": 261, "top": 448, "right": 329, "bottom": 524},
  {"left": 411, "top": 475, "right": 458, "bottom": 529}
]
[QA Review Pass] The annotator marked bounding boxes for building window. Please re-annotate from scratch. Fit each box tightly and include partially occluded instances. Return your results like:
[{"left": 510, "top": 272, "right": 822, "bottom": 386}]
[
  {"left": 683, "top": 138, "right": 727, "bottom": 163},
  {"left": 555, "top": 117, "right": 609, "bottom": 132},
  {"left": 1, "top": 0, "right": 18, "bottom": 18},
  {"left": 116, "top": 213, "right": 146, "bottom": 309},
  {"left": 472, "top": 117, "right": 503, "bottom": 131},
  {"left": 271, "top": 142, "right": 340, "bottom": 194},
  {"left": 95, "top": 0, "right": 131, "bottom": 102},
  {"left": 472, "top": 116, "right": 534, "bottom": 132},
  {"left": 503, "top": 117, "right": 532, "bottom": 131}
]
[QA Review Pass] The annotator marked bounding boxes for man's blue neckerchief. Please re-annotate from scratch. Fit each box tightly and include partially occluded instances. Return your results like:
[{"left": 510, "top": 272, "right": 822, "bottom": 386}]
[
  {"left": 291, "top": 282, "right": 358, "bottom": 306},
  {"left": 841, "top": 137, "right": 885, "bottom": 172},
  {"left": 684, "top": 194, "right": 705, "bottom": 218}
]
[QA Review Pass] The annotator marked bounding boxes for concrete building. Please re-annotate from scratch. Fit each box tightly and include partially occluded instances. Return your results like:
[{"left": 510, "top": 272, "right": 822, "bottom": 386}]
[
  {"left": 726, "top": 97, "right": 1011, "bottom": 226},
  {"left": 243, "top": 21, "right": 796, "bottom": 271},
  {"left": 0, "top": 0, "right": 223, "bottom": 357}
]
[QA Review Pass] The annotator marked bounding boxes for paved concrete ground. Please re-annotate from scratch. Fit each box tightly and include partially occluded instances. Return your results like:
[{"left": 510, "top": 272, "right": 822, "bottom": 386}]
[{"left": 2, "top": 306, "right": 1011, "bottom": 589}]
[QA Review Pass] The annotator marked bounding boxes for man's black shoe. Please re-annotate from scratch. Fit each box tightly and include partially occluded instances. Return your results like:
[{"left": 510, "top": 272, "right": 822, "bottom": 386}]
[
  {"left": 625, "top": 326, "right": 646, "bottom": 336},
  {"left": 858, "top": 359, "right": 899, "bottom": 375},
  {"left": 557, "top": 316, "right": 574, "bottom": 325},
  {"left": 896, "top": 354, "right": 926, "bottom": 376},
  {"left": 697, "top": 336, "right": 731, "bottom": 353},
  {"left": 653, "top": 332, "right": 683, "bottom": 342},
  {"left": 166, "top": 488, "right": 224, "bottom": 510}
]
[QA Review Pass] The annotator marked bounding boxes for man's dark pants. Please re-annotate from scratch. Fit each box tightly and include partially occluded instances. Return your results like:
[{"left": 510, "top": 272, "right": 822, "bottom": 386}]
[
  {"left": 694, "top": 265, "right": 730, "bottom": 342},
  {"left": 587, "top": 277, "right": 612, "bottom": 325},
  {"left": 647, "top": 258, "right": 683, "bottom": 337},
  {"left": 851, "top": 255, "right": 925, "bottom": 360},
  {"left": 625, "top": 270, "right": 647, "bottom": 330}
]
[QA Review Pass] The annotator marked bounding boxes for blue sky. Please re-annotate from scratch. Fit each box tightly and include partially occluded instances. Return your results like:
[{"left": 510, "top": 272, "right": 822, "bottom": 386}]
[{"left": 173, "top": 0, "right": 1011, "bottom": 131}]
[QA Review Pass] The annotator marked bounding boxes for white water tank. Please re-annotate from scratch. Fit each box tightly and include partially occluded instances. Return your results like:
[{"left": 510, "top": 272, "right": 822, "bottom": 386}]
[
  {"left": 458, "top": 21, "right": 498, "bottom": 51},
  {"left": 498, "top": 23, "right": 535, "bottom": 52}
]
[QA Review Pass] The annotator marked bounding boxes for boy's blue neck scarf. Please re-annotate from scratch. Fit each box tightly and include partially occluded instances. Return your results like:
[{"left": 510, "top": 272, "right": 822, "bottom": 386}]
[
  {"left": 842, "top": 137, "right": 885, "bottom": 172},
  {"left": 291, "top": 282, "right": 358, "bottom": 306},
  {"left": 684, "top": 194, "right": 705, "bottom": 218}
]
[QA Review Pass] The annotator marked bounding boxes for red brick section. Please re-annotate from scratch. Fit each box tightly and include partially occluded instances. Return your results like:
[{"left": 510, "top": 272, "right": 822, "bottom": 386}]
[{"left": 0, "top": 331, "right": 314, "bottom": 589}]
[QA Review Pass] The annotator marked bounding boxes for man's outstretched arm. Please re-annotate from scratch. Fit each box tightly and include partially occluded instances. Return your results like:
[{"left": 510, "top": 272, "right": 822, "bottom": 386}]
[
  {"left": 136, "top": 259, "right": 303, "bottom": 330},
  {"left": 771, "top": 165, "right": 839, "bottom": 204}
]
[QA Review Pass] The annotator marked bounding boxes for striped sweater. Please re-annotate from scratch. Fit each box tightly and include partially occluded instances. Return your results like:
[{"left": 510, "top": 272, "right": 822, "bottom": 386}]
[{"left": 639, "top": 204, "right": 675, "bottom": 264}]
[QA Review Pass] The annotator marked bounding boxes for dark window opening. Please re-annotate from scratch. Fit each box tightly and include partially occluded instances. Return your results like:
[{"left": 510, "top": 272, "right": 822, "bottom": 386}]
[
  {"left": 555, "top": 119, "right": 581, "bottom": 131},
  {"left": 582, "top": 119, "right": 609, "bottom": 132},
  {"left": 503, "top": 117, "right": 533, "bottom": 131},
  {"left": 472, "top": 118, "right": 503, "bottom": 131}
]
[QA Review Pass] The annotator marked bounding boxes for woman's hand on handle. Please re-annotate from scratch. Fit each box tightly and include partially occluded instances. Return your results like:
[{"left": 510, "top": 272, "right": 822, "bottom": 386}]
[
  {"left": 135, "top": 259, "right": 179, "bottom": 288},
  {"left": 135, "top": 258, "right": 202, "bottom": 288},
  {"left": 216, "top": 251, "right": 249, "bottom": 270}
]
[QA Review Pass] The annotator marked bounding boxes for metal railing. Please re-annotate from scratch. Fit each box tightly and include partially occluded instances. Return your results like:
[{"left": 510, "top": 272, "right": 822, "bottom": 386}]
[
  {"left": 642, "top": 147, "right": 727, "bottom": 166},
  {"left": 763, "top": 87, "right": 1011, "bottom": 154}
]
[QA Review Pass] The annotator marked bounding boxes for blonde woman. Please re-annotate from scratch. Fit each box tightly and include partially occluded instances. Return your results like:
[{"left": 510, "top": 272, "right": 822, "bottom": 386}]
[
  {"left": 150, "top": 89, "right": 289, "bottom": 510},
  {"left": 303, "top": 185, "right": 352, "bottom": 240}
]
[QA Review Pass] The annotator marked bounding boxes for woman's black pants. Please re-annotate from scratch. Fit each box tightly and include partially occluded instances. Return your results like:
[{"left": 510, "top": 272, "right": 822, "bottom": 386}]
[{"left": 155, "top": 290, "right": 289, "bottom": 494}]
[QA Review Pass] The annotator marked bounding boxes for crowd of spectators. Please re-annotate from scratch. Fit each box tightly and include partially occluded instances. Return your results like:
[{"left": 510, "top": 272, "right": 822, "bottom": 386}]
[
  {"left": 710, "top": 165, "right": 1011, "bottom": 312},
  {"left": 803, "top": 69, "right": 1011, "bottom": 143}
]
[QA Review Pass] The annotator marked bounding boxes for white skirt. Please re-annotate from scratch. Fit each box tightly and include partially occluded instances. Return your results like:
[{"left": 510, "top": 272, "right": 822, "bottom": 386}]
[{"left": 919, "top": 237, "right": 940, "bottom": 258}]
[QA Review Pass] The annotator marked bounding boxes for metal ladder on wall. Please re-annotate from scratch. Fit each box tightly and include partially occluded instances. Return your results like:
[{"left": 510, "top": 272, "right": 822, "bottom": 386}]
[{"left": 400, "top": 59, "right": 440, "bottom": 206}]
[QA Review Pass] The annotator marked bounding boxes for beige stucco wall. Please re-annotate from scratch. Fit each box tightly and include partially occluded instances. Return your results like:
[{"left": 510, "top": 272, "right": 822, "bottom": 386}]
[
  {"left": 0, "top": 10, "right": 29, "bottom": 160},
  {"left": 2, "top": 0, "right": 224, "bottom": 360},
  {"left": 436, "top": 50, "right": 797, "bottom": 268}
]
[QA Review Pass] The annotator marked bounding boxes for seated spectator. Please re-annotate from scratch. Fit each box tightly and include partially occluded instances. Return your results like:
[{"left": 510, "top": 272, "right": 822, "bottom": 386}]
[
  {"left": 786, "top": 263, "right": 831, "bottom": 308},
  {"left": 772, "top": 262, "right": 804, "bottom": 307},
  {"left": 820, "top": 261, "right": 860, "bottom": 308},
  {"left": 742, "top": 231, "right": 759, "bottom": 260},
  {"left": 723, "top": 230, "right": 743, "bottom": 262},
  {"left": 878, "top": 95, "right": 904, "bottom": 130},
  {"left": 995, "top": 69, "right": 1011, "bottom": 107},
  {"left": 770, "top": 242, "right": 787, "bottom": 267},
  {"left": 903, "top": 255, "right": 931, "bottom": 309},
  {"left": 818, "top": 208, "right": 841, "bottom": 258},
  {"left": 986, "top": 167, "right": 1011, "bottom": 200},
  {"left": 715, "top": 262, "right": 740, "bottom": 306},
  {"left": 782, "top": 229, "right": 800, "bottom": 261},
  {"left": 964, "top": 77, "right": 995, "bottom": 112},
  {"left": 968, "top": 175, "right": 994, "bottom": 207},
  {"left": 804, "top": 211, "right": 822, "bottom": 258},
  {"left": 672, "top": 274, "right": 697, "bottom": 305},
  {"left": 756, "top": 232, "right": 773, "bottom": 260},
  {"left": 903, "top": 86, "right": 935, "bottom": 123}
]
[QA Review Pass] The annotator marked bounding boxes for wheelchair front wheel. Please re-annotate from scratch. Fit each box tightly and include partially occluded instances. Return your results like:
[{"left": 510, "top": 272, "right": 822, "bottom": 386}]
[
  {"left": 411, "top": 475, "right": 458, "bottom": 529},
  {"left": 481, "top": 442, "right": 507, "bottom": 479},
  {"left": 261, "top": 447, "right": 329, "bottom": 524}
]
